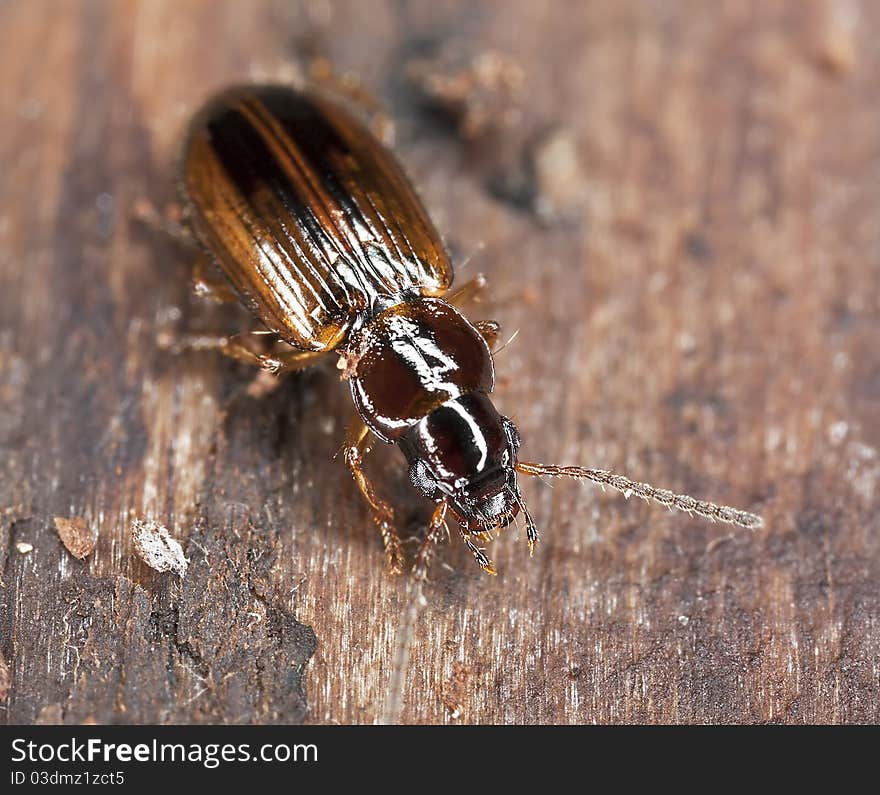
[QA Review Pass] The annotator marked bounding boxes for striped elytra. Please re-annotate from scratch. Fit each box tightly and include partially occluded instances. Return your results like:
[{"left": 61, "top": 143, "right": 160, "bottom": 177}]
[{"left": 180, "top": 84, "right": 452, "bottom": 352}]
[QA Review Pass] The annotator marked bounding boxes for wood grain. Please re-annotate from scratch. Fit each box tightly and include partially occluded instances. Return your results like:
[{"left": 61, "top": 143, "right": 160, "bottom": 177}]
[{"left": 1, "top": 0, "right": 878, "bottom": 724}]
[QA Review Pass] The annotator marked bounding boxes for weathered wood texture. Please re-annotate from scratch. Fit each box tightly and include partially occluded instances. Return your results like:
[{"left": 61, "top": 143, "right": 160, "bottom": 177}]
[{"left": 1, "top": 0, "right": 878, "bottom": 724}]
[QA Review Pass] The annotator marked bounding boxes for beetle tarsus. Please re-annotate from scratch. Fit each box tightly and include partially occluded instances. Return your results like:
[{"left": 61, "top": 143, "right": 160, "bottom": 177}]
[
  {"left": 526, "top": 523, "right": 538, "bottom": 557},
  {"left": 512, "top": 490, "right": 539, "bottom": 556},
  {"left": 378, "top": 518, "right": 406, "bottom": 576},
  {"left": 461, "top": 531, "right": 497, "bottom": 576}
]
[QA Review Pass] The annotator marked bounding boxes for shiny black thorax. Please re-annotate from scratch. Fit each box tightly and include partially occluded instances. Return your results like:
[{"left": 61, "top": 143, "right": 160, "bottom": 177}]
[{"left": 347, "top": 296, "right": 522, "bottom": 531}]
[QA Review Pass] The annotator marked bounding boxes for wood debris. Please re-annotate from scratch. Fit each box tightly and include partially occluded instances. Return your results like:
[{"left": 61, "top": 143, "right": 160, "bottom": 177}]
[
  {"left": 131, "top": 519, "right": 188, "bottom": 577},
  {"left": 54, "top": 516, "right": 98, "bottom": 559}
]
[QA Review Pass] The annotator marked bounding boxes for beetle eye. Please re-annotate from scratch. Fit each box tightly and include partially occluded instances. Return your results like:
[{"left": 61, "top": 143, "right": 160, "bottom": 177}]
[
  {"left": 409, "top": 460, "right": 436, "bottom": 498},
  {"left": 503, "top": 418, "right": 521, "bottom": 451}
]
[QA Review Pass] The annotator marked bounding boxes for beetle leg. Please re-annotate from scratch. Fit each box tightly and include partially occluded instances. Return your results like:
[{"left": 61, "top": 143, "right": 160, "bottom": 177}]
[
  {"left": 191, "top": 253, "right": 238, "bottom": 304},
  {"left": 474, "top": 319, "right": 501, "bottom": 349},
  {"left": 253, "top": 348, "right": 329, "bottom": 376},
  {"left": 132, "top": 199, "right": 193, "bottom": 247},
  {"left": 344, "top": 421, "right": 406, "bottom": 575},
  {"left": 157, "top": 333, "right": 269, "bottom": 368},
  {"left": 134, "top": 201, "right": 239, "bottom": 305},
  {"left": 134, "top": 200, "right": 239, "bottom": 305},
  {"left": 158, "top": 331, "right": 327, "bottom": 375},
  {"left": 446, "top": 273, "right": 488, "bottom": 308},
  {"left": 412, "top": 501, "right": 449, "bottom": 581},
  {"left": 460, "top": 529, "right": 498, "bottom": 576},
  {"left": 309, "top": 58, "right": 396, "bottom": 147}
]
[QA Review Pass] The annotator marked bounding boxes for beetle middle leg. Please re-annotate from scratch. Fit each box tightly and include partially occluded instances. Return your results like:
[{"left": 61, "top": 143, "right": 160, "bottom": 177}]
[
  {"left": 447, "top": 276, "right": 501, "bottom": 348},
  {"left": 254, "top": 347, "right": 329, "bottom": 375},
  {"left": 344, "top": 420, "right": 406, "bottom": 575},
  {"left": 446, "top": 273, "right": 488, "bottom": 308},
  {"left": 159, "top": 332, "right": 328, "bottom": 375},
  {"left": 474, "top": 320, "right": 501, "bottom": 349}
]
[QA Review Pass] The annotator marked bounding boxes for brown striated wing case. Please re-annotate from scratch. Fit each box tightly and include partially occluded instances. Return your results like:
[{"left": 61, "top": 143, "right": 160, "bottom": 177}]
[{"left": 180, "top": 85, "right": 453, "bottom": 351}]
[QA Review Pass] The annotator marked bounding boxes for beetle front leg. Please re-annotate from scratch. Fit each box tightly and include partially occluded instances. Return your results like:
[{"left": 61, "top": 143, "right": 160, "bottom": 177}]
[
  {"left": 344, "top": 421, "right": 406, "bottom": 575},
  {"left": 412, "top": 501, "right": 450, "bottom": 581},
  {"left": 460, "top": 529, "right": 498, "bottom": 576}
]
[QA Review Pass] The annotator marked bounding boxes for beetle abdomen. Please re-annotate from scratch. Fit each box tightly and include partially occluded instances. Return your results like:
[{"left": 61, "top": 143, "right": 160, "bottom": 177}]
[
  {"left": 180, "top": 85, "right": 453, "bottom": 351},
  {"left": 350, "top": 298, "right": 494, "bottom": 442}
]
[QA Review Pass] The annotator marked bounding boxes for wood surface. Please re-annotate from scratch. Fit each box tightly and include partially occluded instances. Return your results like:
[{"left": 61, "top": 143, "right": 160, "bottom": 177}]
[{"left": 1, "top": 0, "right": 878, "bottom": 725}]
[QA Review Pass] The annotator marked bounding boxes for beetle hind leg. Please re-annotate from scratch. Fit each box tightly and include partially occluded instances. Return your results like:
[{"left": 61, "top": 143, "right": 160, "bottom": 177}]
[
  {"left": 132, "top": 199, "right": 193, "bottom": 247},
  {"left": 191, "top": 253, "right": 238, "bottom": 304},
  {"left": 133, "top": 199, "right": 238, "bottom": 305},
  {"left": 308, "top": 58, "right": 396, "bottom": 147}
]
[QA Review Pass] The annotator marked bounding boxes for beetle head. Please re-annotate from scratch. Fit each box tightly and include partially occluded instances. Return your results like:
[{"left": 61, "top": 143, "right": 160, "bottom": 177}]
[{"left": 401, "top": 392, "right": 531, "bottom": 535}]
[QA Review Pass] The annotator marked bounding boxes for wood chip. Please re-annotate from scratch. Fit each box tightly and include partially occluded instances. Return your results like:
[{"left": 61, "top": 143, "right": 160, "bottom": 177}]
[
  {"left": 131, "top": 519, "right": 188, "bottom": 577},
  {"left": 54, "top": 516, "right": 98, "bottom": 559}
]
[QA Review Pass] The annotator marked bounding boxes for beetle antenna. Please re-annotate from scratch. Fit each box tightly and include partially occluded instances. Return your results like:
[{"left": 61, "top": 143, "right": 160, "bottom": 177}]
[{"left": 515, "top": 461, "right": 764, "bottom": 530}]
